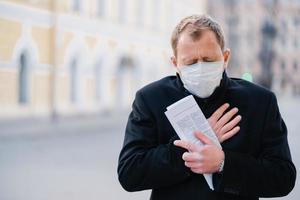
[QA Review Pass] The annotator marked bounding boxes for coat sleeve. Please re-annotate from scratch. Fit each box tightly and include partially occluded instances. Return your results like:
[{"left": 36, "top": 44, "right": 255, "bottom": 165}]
[
  {"left": 117, "top": 90, "right": 191, "bottom": 192},
  {"left": 213, "top": 92, "right": 296, "bottom": 198}
]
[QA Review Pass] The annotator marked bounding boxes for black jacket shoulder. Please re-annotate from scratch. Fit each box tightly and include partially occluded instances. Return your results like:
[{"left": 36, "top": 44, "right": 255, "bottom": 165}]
[
  {"left": 137, "top": 75, "right": 179, "bottom": 95},
  {"left": 227, "top": 77, "right": 276, "bottom": 103}
]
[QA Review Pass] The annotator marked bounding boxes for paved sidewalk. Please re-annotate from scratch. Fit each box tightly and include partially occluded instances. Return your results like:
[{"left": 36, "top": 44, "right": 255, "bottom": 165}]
[{"left": 0, "top": 111, "right": 129, "bottom": 139}]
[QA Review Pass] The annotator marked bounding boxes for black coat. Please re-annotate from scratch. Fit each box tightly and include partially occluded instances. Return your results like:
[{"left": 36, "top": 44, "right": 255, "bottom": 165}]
[{"left": 117, "top": 72, "right": 296, "bottom": 200}]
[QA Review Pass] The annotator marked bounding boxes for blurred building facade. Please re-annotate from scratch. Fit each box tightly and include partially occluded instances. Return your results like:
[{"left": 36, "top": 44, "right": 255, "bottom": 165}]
[
  {"left": 207, "top": 0, "right": 300, "bottom": 96},
  {"left": 0, "top": 0, "right": 205, "bottom": 119}
]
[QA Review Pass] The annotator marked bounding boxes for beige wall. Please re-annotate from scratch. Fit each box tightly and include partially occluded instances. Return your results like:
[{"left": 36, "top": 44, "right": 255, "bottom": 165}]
[
  {"left": 0, "top": 0, "right": 207, "bottom": 118},
  {"left": 7, "top": 0, "right": 52, "bottom": 11},
  {"left": 32, "top": 26, "right": 54, "bottom": 65},
  {"left": 0, "top": 18, "right": 22, "bottom": 61},
  {"left": 0, "top": 70, "right": 18, "bottom": 106}
]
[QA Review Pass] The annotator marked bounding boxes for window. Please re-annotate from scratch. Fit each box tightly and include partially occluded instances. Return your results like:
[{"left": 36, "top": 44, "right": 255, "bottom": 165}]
[
  {"left": 152, "top": 0, "right": 161, "bottom": 30},
  {"left": 97, "top": 0, "right": 105, "bottom": 17},
  {"left": 70, "top": 58, "right": 79, "bottom": 103},
  {"left": 226, "top": 17, "right": 239, "bottom": 28},
  {"left": 294, "top": 38, "right": 298, "bottom": 49},
  {"left": 72, "top": 0, "right": 81, "bottom": 12},
  {"left": 281, "top": 60, "right": 286, "bottom": 70},
  {"left": 281, "top": 35, "right": 286, "bottom": 47},
  {"left": 294, "top": 60, "right": 298, "bottom": 71},
  {"left": 294, "top": 17, "right": 299, "bottom": 26},
  {"left": 118, "top": 0, "right": 127, "bottom": 24},
  {"left": 116, "top": 56, "right": 136, "bottom": 108},
  {"left": 136, "top": 0, "right": 144, "bottom": 27},
  {"left": 18, "top": 51, "right": 30, "bottom": 104},
  {"left": 94, "top": 60, "right": 102, "bottom": 101}
]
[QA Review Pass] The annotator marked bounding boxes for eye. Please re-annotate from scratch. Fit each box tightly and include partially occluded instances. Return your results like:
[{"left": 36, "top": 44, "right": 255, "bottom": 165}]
[
  {"left": 185, "top": 59, "right": 198, "bottom": 66},
  {"left": 203, "top": 58, "right": 214, "bottom": 62}
]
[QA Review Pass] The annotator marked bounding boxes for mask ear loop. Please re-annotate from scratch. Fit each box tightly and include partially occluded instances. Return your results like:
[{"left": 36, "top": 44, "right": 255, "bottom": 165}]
[
  {"left": 223, "top": 60, "right": 228, "bottom": 72},
  {"left": 223, "top": 48, "right": 231, "bottom": 71},
  {"left": 176, "top": 66, "right": 182, "bottom": 77}
]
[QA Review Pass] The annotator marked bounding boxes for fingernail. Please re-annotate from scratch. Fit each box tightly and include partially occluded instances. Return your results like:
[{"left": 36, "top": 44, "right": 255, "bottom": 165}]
[{"left": 194, "top": 130, "right": 201, "bottom": 135}]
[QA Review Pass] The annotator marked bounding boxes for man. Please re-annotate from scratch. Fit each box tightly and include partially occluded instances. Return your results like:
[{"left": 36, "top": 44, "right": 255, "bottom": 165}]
[{"left": 117, "top": 15, "right": 296, "bottom": 200}]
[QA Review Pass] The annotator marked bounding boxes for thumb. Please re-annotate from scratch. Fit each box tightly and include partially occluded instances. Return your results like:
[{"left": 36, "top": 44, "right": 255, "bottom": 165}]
[{"left": 194, "top": 130, "right": 213, "bottom": 145}]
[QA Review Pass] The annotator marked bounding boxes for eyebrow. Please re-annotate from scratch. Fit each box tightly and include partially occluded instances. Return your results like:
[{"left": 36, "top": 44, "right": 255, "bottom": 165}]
[
  {"left": 182, "top": 56, "right": 215, "bottom": 63},
  {"left": 182, "top": 57, "right": 192, "bottom": 63},
  {"left": 182, "top": 57, "right": 197, "bottom": 64}
]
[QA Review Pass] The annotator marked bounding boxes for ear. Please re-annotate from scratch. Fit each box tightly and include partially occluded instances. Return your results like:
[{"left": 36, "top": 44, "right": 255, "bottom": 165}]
[
  {"left": 171, "top": 56, "right": 177, "bottom": 67},
  {"left": 223, "top": 48, "right": 231, "bottom": 69}
]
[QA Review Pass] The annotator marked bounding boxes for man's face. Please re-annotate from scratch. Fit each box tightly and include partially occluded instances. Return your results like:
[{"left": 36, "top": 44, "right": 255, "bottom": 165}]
[{"left": 172, "top": 29, "right": 230, "bottom": 70}]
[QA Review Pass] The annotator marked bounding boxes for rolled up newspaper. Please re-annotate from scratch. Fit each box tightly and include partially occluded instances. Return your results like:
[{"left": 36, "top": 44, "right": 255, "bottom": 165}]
[{"left": 165, "top": 95, "right": 221, "bottom": 190}]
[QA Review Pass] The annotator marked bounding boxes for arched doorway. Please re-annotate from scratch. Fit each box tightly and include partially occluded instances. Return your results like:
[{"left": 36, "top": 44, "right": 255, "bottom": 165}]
[
  {"left": 18, "top": 50, "right": 30, "bottom": 104},
  {"left": 70, "top": 58, "right": 79, "bottom": 104},
  {"left": 115, "top": 56, "right": 138, "bottom": 109},
  {"left": 94, "top": 59, "right": 102, "bottom": 101}
]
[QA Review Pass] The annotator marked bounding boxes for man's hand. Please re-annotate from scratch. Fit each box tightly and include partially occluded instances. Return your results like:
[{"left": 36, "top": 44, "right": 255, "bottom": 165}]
[
  {"left": 208, "top": 103, "right": 241, "bottom": 143},
  {"left": 174, "top": 131, "right": 224, "bottom": 174}
]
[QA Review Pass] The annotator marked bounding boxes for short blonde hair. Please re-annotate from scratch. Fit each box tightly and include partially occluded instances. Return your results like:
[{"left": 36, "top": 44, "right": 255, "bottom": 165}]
[{"left": 171, "top": 14, "right": 225, "bottom": 56}]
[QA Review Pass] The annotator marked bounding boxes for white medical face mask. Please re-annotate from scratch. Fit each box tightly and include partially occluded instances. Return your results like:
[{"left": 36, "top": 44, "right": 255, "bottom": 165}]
[{"left": 179, "top": 61, "right": 225, "bottom": 98}]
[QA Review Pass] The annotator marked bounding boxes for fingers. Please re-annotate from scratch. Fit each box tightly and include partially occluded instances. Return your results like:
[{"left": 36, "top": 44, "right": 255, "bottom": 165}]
[
  {"left": 182, "top": 152, "right": 202, "bottom": 162},
  {"left": 174, "top": 131, "right": 213, "bottom": 152},
  {"left": 220, "top": 126, "right": 240, "bottom": 142},
  {"left": 215, "top": 107, "right": 239, "bottom": 131},
  {"left": 182, "top": 152, "right": 203, "bottom": 168},
  {"left": 220, "top": 115, "right": 242, "bottom": 135},
  {"left": 209, "top": 103, "right": 230, "bottom": 123},
  {"left": 185, "top": 161, "right": 202, "bottom": 168},
  {"left": 174, "top": 140, "right": 198, "bottom": 152},
  {"left": 194, "top": 131, "right": 213, "bottom": 145}
]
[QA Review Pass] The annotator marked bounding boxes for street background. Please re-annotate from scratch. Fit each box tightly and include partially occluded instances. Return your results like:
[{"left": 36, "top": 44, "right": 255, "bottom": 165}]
[{"left": 0, "top": 0, "right": 299, "bottom": 199}]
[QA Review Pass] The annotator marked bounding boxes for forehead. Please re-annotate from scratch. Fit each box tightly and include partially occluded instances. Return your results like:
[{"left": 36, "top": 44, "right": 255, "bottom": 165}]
[{"left": 177, "top": 30, "right": 222, "bottom": 59}]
